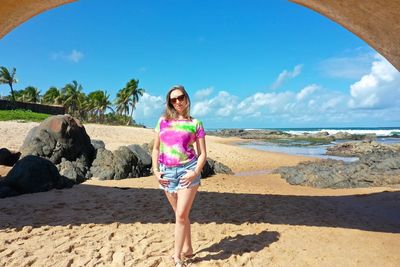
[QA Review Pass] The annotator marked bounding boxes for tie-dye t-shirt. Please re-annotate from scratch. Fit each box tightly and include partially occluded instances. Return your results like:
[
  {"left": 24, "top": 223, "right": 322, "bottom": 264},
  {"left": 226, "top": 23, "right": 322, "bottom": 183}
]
[{"left": 155, "top": 117, "right": 206, "bottom": 167}]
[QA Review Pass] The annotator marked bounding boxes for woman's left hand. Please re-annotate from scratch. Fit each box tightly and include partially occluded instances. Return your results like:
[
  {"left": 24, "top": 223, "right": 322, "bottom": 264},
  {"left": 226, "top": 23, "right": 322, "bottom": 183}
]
[{"left": 180, "top": 170, "right": 197, "bottom": 187}]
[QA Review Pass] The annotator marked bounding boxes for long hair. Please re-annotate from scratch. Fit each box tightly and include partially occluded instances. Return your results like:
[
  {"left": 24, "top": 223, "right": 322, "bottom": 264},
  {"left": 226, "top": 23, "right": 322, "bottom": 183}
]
[{"left": 163, "top": 85, "right": 191, "bottom": 120}]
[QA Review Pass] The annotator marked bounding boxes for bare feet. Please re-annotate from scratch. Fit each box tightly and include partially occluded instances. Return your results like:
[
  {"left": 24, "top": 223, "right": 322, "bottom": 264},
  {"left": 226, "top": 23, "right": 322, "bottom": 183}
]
[
  {"left": 171, "top": 255, "right": 186, "bottom": 267},
  {"left": 181, "top": 250, "right": 195, "bottom": 259}
]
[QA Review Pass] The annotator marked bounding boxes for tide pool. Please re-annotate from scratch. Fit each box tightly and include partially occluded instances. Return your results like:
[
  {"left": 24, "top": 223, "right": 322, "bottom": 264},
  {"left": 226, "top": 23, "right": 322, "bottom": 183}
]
[{"left": 238, "top": 137, "right": 400, "bottom": 163}]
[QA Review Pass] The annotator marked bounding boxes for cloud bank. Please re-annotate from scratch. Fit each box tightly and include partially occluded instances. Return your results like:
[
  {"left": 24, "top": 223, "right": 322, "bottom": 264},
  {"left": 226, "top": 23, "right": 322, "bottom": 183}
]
[{"left": 134, "top": 53, "right": 400, "bottom": 128}]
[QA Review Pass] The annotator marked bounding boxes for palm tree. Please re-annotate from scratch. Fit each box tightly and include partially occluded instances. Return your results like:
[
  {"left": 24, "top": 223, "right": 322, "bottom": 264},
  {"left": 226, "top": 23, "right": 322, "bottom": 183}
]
[
  {"left": 22, "top": 86, "right": 41, "bottom": 103},
  {"left": 0, "top": 66, "right": 18, "bottom": 101},
  {"left": 43, "top": 86, "right": 61, "bottom": 104},
  {"left": 125, "top": 79, "right": 145, "bottom": 125},
  {"left": 61, "top": 80, "right": 84, "bottom": 117},
  {"left": 88, "top": 90, "right": 113, "bottom": 123},
  {"left": 115, "top": 87, "right": 130, "bottom": 120}
]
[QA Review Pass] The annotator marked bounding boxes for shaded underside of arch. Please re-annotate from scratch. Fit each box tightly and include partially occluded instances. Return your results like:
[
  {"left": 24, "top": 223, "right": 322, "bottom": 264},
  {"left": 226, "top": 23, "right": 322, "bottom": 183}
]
[
  {"left": 290, "top": 0, "right": 400, "bottom": 71},
  {"left": 0, "top": 0, "right": 76, "bottom": 40}
]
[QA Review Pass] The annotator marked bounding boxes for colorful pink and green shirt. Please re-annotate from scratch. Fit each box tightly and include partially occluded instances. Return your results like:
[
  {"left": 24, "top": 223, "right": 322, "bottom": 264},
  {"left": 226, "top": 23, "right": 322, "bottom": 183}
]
[{"left": 155, "top": 117, "right": 206, "bottom": 167}]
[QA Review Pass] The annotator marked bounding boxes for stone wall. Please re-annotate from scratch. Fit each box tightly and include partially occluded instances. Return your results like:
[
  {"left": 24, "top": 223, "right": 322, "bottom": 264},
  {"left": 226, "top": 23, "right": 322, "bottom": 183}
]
[{"left": 0, "top": 99, "right": 65, "bottom": 115}]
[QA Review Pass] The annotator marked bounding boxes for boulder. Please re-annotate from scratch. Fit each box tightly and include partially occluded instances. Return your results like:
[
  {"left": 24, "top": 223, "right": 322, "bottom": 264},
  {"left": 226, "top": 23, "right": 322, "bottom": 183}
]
[
  {"left": 19, "top": 115, "right": 95, "bottom": 182},
  {"left": 89, "top": 146, "right": 146, "bottom": 180},
  {"left": 326, "top": 140, "right": 399, "bottom": 157},
  {"left": 113, "top": 146, "right": 139, "bottom": 179},
  {"left": 202, "top": 158, "right": 234, "bottom": 178},
  {"left": 0, "top": 155, "right": 74, "bottom": 198},
  {"left": 58, "top": 156, "right": 89, "bottom": 183},
  {"left": 0, "top": 148, "right": 21, "bottom": 166},
  {"left": 91, "top": 139, "right": 106, "bottom": 151},
  {"left": 127, "top": 144, "right": 152, "bottom": 176},
  {"left": 277, "top": 151, "right": 400, "bottom": 188},
  {"left": 89, "top": 148, "right": 115, "bottom": 180}
]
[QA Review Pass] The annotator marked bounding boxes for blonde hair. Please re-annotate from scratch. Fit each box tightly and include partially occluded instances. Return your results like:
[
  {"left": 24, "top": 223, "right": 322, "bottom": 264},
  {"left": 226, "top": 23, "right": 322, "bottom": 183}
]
[{"left": 163, "top": 85, "right": 191, "bottom": 120}]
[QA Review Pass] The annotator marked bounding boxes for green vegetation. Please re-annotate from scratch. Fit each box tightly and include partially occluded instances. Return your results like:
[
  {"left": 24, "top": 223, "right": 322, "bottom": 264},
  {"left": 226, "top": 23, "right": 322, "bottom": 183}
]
[
  {"left": 0, "top": 109, "right": 50, "bottom": 122},
  {"left": 0, "top": 66, "right": 147, "bottom": 126}
]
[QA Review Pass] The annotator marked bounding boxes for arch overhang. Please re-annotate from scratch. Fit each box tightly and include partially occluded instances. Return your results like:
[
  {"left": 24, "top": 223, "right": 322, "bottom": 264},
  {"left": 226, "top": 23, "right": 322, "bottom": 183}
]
[
  {"left": 0, "top": 0, "right": 399, "bottom": 71},
  {"left": 0, "top": 0, "right": 76, "bottom": 40},
  {"left": 290, "top": 0, "right": 400, "bottom": 71}
]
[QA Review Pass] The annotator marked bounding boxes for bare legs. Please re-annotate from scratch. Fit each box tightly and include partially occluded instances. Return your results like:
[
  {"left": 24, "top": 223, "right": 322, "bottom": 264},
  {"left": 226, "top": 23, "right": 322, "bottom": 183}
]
[{"left": 165, "top": 185, "right": 199, "bottom": 261}]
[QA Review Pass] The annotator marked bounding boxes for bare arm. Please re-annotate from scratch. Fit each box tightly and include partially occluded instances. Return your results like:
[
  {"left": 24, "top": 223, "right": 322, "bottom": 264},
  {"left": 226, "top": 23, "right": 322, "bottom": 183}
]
[
  {"left": 152, "top": 131, "right": 168, "bottom": 186},
  {"left": 194, "top": 136, "right": 207, "bottom": 176},
  {"left": 152, "top": 131, "right": 161, "bottom": 172}
]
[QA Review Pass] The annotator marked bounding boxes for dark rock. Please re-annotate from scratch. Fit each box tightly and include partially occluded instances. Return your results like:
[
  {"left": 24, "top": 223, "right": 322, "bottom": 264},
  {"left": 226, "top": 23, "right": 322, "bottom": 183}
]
[
  {"left": 91, "top": 139, "right": 106, "bottom": 150},
  {"left": 127, "top": 144, "right": 152, "bottom": 166},
  {"left": 89, "top": 146, "right": 147, "bottom": 180},
  {"left": 0, "top": 148, "right": 21, "bottom": 166},
  {"left": 127, "top": 144, "right": 152, "bottom": 176},
  {"left": 201, "top": 159, "right": 215, "bottom": 178},
  {"left": 0, "top": 155, "right": 74, "bottom": 198},
  {"left": 277, "top": 151, "right": 400, "bottom": 188},
  {"left": 58, "top": 156, "right": 88, "bottom": 183},
  {"left": 19, "top": 115, "right": 95, "bottom": 182},
  {"left": 326, "top": 141, "right": 399, "bottom": 157},
  {"left": 0, "top": 185, "right": 18, "bottom": 198},
  {"left": 207, "top": 129, "right": 377, "bottom": 144},
  {"left": 113, "top": 146, "right": 139, "bottom": 179},
  {"left": 89, "top": 148, "right": 115, "bottom": 180},
  {"left": 213, "top": 161, "right": 234, "bottom": 175},
  {"left": 201, "top": 158, "right": 234, "bottom": 178}
]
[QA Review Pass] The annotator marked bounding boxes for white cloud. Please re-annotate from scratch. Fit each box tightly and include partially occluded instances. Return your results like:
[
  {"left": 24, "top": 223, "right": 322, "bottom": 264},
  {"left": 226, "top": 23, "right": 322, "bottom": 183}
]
[
  {"left": 68, "top": 49, "right": 84, "bottom": 63},
  {"left": 296, "top": 84, "right": 319, "bottom": 100},
  {"left": 51, "top": 49, "right": 84, "bottom": 63},
  {"left": 194, "top": 87, "right": 213, "bottom": 99},
  {"left": 150, "top": 58, "right": 400, "bottom": 127},
  {"left": 192, "top": 101, "right": 210, "bottom": 116},
  {"left": 320, "top": 96, "right": 344, "bottom": 111},
  {"left": 348, "top": 54, "right": 400, "bottom": 109},
  {"left": 271, "top": 64, "right": 302, "bottom": 89},
  {"left": 134, "top": 93, "right": 164, "bottom": 118},
  {"left": 192, "top": 90, "right": 238, "bottom": 117},
  {"left": 319, "top": 52, "right": 374, "bottom": 79}
]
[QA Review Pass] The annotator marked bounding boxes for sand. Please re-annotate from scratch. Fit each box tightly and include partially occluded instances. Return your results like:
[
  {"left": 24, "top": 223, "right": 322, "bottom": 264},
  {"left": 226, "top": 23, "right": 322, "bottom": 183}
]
[{"left": 0, "top": 121, "right": 399, "bottom": 267}]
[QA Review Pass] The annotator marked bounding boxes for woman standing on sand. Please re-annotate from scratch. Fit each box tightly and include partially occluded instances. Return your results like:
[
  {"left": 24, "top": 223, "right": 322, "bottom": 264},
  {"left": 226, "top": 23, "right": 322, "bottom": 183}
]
[{"left": 152, "top": 85, "right": 207, "bottom": 267}]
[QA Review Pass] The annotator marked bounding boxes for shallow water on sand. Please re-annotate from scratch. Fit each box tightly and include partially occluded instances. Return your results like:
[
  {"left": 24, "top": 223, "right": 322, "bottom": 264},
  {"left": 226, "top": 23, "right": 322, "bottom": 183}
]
[{"left": 238, "top": 137, "right": 400, "bottom": 163}]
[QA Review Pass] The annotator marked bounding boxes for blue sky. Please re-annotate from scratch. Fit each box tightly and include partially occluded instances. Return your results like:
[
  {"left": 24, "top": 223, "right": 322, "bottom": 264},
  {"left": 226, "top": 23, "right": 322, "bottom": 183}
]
[{"left": 1, "top": 0, "right": 399, "bottom": 129}]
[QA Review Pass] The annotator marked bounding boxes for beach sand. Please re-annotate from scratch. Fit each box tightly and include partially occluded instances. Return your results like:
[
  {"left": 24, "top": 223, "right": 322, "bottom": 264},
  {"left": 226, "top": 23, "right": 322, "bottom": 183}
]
[{"left": 0, "top": 121, "right": 399, "bottom": 266}]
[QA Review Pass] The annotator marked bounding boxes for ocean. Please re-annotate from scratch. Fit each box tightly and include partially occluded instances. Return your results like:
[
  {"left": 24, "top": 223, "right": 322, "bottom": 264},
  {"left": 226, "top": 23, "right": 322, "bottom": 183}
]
[{"left": 234, "top": 127, "right": 400, "bottom": 162}]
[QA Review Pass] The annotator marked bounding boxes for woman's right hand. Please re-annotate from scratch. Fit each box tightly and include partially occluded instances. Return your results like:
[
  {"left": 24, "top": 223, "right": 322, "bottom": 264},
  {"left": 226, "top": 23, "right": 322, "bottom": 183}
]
[{"left": 155, "top": 170, "right": 169, "bottom": 187}]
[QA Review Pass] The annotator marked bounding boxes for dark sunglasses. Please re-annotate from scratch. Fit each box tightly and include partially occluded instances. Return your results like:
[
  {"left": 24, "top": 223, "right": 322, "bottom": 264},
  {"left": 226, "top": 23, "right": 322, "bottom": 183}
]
[{"left": 170, "top": 94, "right": 186, "bottom": 104}]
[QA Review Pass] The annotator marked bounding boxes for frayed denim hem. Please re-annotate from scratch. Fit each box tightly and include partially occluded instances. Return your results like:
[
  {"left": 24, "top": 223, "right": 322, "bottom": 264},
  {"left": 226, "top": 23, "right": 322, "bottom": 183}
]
[{"left": 160, "top": 182, "right": 201, "bottom": 193}]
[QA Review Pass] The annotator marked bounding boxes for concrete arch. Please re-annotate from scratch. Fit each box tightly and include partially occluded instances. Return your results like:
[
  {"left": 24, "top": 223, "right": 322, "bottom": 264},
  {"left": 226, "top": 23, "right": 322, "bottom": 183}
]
[
  {"left": 0, "top": 0, "right": 399, "bottom": 71},
  {"left": 290, "top": 0, "right": 400, "bottom": 71},
  {"left": 0, "top": 0, "right": 76, "bottom": 40}
]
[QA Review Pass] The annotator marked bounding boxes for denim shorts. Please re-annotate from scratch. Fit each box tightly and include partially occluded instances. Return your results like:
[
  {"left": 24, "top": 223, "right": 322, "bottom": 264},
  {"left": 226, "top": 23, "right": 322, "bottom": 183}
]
[{"left": 159, "top": 158, "right": 201, "bottom": 193}]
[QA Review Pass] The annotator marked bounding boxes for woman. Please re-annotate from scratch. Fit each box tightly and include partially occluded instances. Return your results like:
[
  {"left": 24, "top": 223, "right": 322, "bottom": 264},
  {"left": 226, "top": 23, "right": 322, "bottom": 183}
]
[{"left": 152, "top": 85, "right": 207, "bottom": 267}]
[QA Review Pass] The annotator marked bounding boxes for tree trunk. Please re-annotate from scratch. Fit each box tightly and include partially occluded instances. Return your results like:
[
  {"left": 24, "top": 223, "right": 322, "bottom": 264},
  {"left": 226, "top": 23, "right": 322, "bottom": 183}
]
[
  {"left": 127, "top": 102, "right": 134, "bottom": 126},
  {"left": 9, "top": 82, "right": 15, "bottom": 102}
]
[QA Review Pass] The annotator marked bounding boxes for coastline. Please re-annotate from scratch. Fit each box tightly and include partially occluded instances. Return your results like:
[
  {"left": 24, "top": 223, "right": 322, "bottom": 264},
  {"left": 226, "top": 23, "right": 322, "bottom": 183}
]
[{"left": 0, "top": 121, "right": 399, "bottom": 266}]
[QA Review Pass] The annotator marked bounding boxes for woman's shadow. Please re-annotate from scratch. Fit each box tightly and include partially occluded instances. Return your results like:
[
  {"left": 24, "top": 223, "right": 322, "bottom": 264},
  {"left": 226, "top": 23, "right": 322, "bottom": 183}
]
[{"left": 191, "top": 230, "right": 280, "bottom": 263}]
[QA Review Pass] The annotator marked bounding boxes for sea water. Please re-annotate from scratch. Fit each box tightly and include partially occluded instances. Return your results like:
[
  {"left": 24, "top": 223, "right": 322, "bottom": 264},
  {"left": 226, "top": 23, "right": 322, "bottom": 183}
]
[{"left": 235, "top": 127, "right": 400, "bottom": 163}]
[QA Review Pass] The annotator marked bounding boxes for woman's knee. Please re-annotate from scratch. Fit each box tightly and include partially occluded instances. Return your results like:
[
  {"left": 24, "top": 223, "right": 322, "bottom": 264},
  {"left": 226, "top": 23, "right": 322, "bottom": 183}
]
[{"left": 175, "top": 209, "right": 189, "bottom": 223}]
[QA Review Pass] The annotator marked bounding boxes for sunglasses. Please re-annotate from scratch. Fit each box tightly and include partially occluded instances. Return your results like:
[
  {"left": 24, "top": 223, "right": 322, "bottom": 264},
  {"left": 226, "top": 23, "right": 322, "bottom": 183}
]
[{"left": 170, "top": 94, "right": 186, "bottom": 104}]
